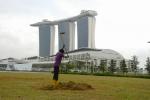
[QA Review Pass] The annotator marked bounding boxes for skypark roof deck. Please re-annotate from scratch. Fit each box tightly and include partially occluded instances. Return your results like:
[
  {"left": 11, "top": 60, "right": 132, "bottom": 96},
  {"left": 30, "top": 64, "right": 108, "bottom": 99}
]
[{"left": 30, "top": 10, "right": 97, "bottom": 26}]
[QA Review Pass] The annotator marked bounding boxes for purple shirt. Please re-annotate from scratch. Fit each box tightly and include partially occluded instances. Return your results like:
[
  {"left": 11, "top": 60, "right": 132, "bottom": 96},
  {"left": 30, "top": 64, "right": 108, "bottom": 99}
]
[{"left": 54, "top": 52, "right": 64, "bottom": 66}]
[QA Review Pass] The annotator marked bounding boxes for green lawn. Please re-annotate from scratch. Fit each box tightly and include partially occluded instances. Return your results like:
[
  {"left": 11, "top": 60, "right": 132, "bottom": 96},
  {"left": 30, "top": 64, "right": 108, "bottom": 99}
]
[{"left": 0, "top": 72, "right": 150, "bottom": 100}]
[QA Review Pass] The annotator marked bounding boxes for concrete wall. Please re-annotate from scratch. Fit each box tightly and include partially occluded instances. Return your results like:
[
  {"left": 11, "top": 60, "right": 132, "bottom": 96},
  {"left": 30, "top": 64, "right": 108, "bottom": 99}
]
[
  {"left": 39, "top": 25, "right": 55, "bottom": 57},
  {"left": 58, "top": 22, "right": 75, "bottom": 51},
  {"left": 39, "top": 25, "right": 50, "bottom": 57},
  {"left": 77, "top": 16, "right": 95, "bottom": 49},
  {"left": 77, "top": 16, "right": 89, "bottom": 48}
]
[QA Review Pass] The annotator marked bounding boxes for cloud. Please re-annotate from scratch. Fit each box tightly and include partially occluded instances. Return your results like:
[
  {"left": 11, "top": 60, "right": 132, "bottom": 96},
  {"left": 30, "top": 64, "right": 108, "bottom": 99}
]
[
  {"left": 0, "top": 0, "right": 150, "bottom": 68},
  {"left": 0, "top": 14, "right": 39, "bottom": 58}
]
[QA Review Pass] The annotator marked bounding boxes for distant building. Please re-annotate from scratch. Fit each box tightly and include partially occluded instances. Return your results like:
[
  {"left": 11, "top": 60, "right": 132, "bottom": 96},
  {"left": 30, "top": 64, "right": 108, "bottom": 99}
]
[
  {"left": 58, "top": 22, "right": 75, "bottom": 51},
  {"left": 38, "top": 24, "right": 55, "bottom": 57},
  {"left": 0, "top": 58, "right": 31, "bottom": 71},
  {"left": 77, "top": 16, "right": 95, "bottom": 48},
  {"left": 0, "top": 48, "right": 145, "bottom": 74},
  {"left": 31, "top": 10, "right": 97, "bottom": 57},
  {"left": 61, "top": 48, "right": 124, "bottom": 72}
]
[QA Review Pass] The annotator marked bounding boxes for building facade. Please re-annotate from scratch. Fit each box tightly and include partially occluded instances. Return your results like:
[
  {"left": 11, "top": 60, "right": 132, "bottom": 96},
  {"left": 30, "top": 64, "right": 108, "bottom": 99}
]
[
  {"left": 31, "top": 10, "right": 97, "bottom": 57},
  {"left": 77, "top": 16, "right": 95, "bottom": 48},
  {"left": 39, "top": 24, "right": 55, "bottom": 57},
  {"left": 58, "top": 21, "right": 75, "bottom": 51}
]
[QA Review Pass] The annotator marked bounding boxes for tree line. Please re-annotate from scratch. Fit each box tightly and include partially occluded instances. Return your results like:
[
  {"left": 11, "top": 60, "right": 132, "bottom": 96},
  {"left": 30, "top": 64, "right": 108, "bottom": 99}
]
[{"left": 59, "top": 56, "right": 150, "bottom": 75}]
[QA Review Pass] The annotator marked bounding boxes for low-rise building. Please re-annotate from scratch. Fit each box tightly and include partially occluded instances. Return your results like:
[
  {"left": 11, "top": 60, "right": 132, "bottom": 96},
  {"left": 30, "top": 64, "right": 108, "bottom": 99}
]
[{"left": 0, "top": 48, "right": 136, "bottom": 73}]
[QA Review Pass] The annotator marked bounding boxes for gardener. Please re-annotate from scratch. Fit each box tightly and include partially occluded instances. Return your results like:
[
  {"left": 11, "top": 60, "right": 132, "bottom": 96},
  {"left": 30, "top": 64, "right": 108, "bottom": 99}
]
[{"left": 53, "top": 48, "right": 65, "bottom": 86}]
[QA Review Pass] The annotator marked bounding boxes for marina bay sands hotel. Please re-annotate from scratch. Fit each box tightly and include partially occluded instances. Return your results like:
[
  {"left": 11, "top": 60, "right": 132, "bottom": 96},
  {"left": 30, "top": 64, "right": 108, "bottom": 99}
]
[{"left": 31, "top": 10, "right": 97, "bottom": 57}]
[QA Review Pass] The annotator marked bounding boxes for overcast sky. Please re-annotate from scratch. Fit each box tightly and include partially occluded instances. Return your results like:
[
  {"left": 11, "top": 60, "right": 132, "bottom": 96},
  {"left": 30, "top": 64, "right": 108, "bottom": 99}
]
[{"left": 0, "top": 0, "right": 150, "bottom": 68}]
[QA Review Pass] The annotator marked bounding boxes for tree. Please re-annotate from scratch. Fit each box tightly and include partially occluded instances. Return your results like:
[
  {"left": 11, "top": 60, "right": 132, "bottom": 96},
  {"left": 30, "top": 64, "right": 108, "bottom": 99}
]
[
  {"left": 60, "top": 63, "right": 66, "bottom": 73},
  {"left": 131, "top": 56, "right": 139, "bottom": 75},
  {"left": 90, "top": 61, "right": 94, "bottom": 73},
  {"left": 85, "top": 53, "right": 91, "bottom": 72},
  {"left": 145, "top": 57, "right": 150, "bottom": 75},
  {"left": 108, "top": 59, "right": 116, "bottom": 74},
  {"left": 76, "top": 60, "right": 85, "bottom": 71},
  {"left": 66, "top": 63, "right": 75, "bottom": 72},
  {"left": 100, "top": 60, "right": 107, "bottom": 73},
  {"left": 120, "top": 59, "right": 128, "bottom": 75}
]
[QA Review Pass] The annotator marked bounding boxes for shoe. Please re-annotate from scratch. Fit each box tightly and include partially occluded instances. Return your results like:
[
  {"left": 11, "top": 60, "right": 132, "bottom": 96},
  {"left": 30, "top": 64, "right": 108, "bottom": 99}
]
[
  {"left": 52, "top": 80, "right": 57, "bottom": 85},
  {"left": 56, "top": 81, "right": 59, "bottom": 86},
  {"left": 52, "top": 80, "right": 58, "bottom": 88}
]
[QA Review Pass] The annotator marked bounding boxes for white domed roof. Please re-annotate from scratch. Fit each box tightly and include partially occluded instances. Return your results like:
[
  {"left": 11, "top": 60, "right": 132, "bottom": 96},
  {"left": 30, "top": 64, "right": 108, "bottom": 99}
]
[
  {"left": 91, "top": 49, "right": 124, "bottom": 60},
  {"left": 68, "top": 48, "right": 124, "bottom": 60}
]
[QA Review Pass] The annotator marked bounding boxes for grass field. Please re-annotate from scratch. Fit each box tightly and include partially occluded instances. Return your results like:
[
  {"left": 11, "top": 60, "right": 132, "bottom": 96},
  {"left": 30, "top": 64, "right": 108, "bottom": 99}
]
[{"left": 0, "top": 72, "right": 150, "bottom": 100}]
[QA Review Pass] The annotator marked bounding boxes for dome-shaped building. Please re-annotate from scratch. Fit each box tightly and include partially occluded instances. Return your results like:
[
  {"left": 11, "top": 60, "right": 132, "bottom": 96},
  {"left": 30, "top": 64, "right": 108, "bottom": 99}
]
[
  {"left": 67, "top": 48, "right": 124, "bottom": 60},
  {"left": 61, "top": 48, "right": 125, "bottom": 72}
]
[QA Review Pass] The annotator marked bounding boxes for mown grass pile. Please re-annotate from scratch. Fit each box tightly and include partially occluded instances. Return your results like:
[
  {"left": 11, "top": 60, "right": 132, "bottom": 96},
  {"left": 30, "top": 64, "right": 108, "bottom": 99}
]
[{"left": 40, "top": 81, "right": 94, "bottom": 90}]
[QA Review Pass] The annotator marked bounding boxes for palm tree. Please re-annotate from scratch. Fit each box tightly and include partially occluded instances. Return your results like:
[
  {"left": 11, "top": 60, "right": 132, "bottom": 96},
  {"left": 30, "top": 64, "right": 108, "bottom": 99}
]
[
  {"left": 100, "top": 60, "right": 107, "bottom": 73},
  {"left": 120, "top": 59, "right": 128, "bottom": 75},
  {"left": 108, "top": 59, "right": 116, "bottom": 74}
]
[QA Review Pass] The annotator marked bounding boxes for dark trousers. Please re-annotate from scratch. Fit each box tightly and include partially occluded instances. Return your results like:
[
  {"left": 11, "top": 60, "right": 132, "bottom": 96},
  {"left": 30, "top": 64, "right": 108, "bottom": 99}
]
[{"left": 53, "top": 65, "right": 59, "bottom": 81}]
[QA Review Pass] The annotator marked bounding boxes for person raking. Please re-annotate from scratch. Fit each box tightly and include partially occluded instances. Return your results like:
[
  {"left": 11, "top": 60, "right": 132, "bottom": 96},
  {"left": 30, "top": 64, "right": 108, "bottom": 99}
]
[{"left": 52, "top": 48, "right": 65, "bottom": 87}]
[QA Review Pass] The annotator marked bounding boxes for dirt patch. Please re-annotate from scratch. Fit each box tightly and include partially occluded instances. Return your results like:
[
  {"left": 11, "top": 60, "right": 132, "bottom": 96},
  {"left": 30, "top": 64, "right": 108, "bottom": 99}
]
[{"left": 40, "top": 81, "right": 94, "bottom": 90}]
